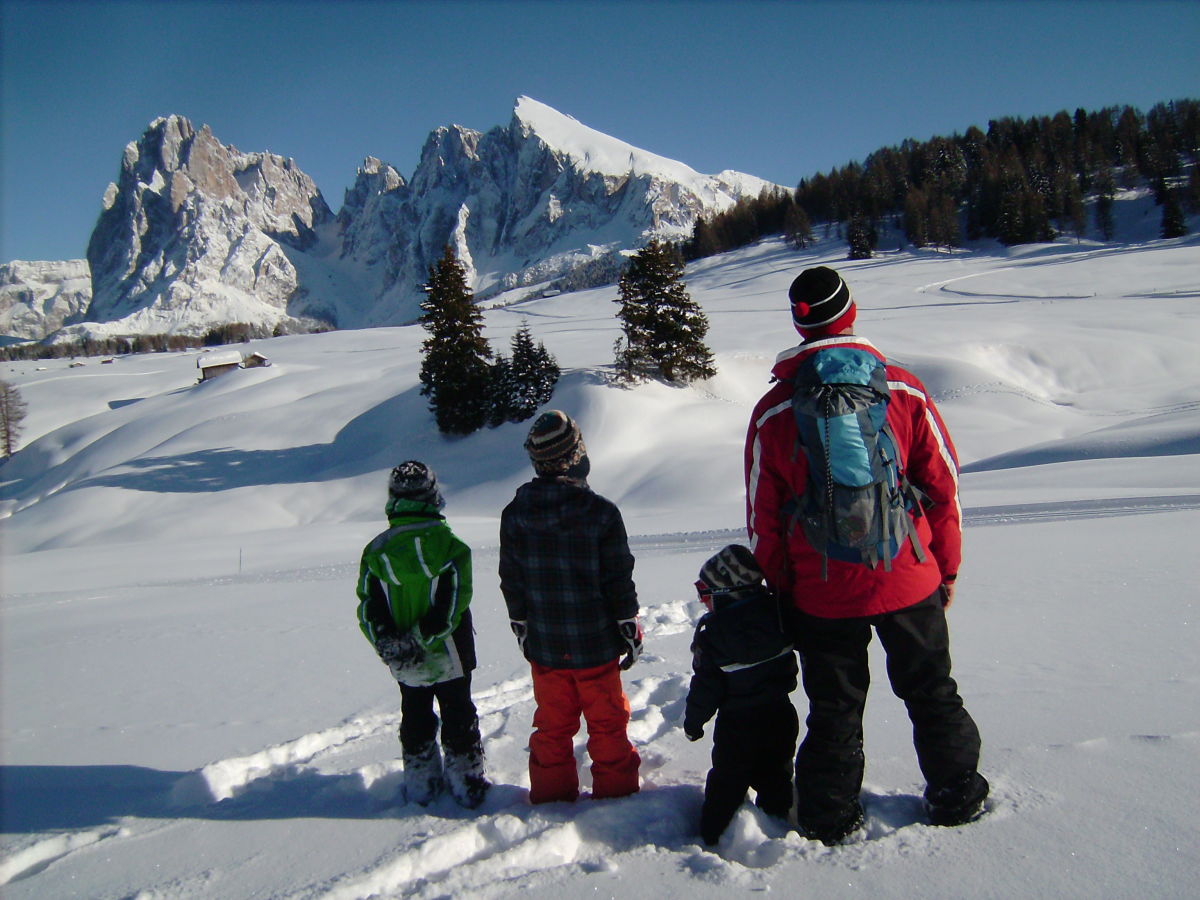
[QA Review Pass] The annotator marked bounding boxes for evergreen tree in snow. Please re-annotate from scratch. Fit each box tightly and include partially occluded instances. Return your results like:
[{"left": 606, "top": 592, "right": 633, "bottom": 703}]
[
  {"left": 418, "top": 246, "right": 493, "bottom": 435},
  {"left": 1160, "top": 188, "right": 1188, "bottom": 239},
  {"left": 1094, "top": 166, "right": 1117, "bottom": 240},
  {"left": 489, "top": 321, "right": 560, "bottom": 426},
  {"left": 0, "top": 379, "right": 27, "bottom": 458},
  {"left": 846, "top": 214, "right": 875, "bottom": 260},
  {"left": 614, "top": 240, "right": 716, "bottom": 384},
  {"left": 486, "top": 353, "right": 516, "bottom": 428},
  {"left": 783, "top": 202, "right": 814, "bottom": 249}
]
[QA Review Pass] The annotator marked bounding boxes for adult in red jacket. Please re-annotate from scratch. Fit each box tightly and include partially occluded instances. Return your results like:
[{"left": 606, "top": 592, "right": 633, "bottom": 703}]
[{"left": 745, "top": 266, "right": 987, "bottom": 844}]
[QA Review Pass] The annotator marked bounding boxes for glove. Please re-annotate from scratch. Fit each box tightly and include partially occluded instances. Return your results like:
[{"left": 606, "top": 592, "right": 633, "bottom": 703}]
[
  {"left": 510, "top": 620, "right": 528, "bottom": 654},
  {"left": 617, "top": 617, "right": 643, "bottom": 670},
  {"left": 684, "top": 726, "right": 704, "bottom": 742},
  {"left": 375, "top": 632, "right": 424, "bottom": 669}
]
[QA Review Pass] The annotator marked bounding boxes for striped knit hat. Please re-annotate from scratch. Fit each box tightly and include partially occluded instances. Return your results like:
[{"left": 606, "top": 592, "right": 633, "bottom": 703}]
[
  {"left": 788, "top": 266, "right": 857, "bottom": 337},
  {"left": 697, "top": 544, "right": 765, "bottom": 595},
  {"left": 524, "top": 410, "right": 587, "bottom": 475}
]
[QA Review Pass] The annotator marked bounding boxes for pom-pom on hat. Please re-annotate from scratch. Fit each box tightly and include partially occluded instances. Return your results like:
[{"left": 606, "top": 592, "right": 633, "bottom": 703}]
[
  {"left": 524, "top": 410, "right": 587, "bottom": 475},
  {"left": 788, "top": 266, "right": 857, "bottom": 337},
  {"left": 388, "top": 460, "right": 444, "bottom": 509},
  {"left": 695, "top": 544, "right": 765, "bottom": 606}
]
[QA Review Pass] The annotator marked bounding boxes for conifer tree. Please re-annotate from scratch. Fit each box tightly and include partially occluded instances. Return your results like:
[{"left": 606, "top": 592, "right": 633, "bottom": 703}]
[
  {"left": 783, "top": 202, "right": 814, "bottom": 249},
  {"left": 1160, "top": 189, "right": 1188, "bottom": 239},
  {"left": 0, "top": 380, "right": 27, "bottom": 458},
  {"left": 492, "top": 321, "right": 560, "bottom": 424},
  {"left": 614, "top": 240, "right": 716, "bottom": 384},
  {"left": 1095, "top": 166, "right": 1117, "bottom": 241},
  {"left": 486, "top": 353, "right": 516, "bottom": 428},
  {"left": 685, "top": 216, "right": 720, "bottom": 259},
  {"left": 904, "top": 187, "right": 930, "bottom": 247},
  {"left": 418, "top": 245, "right": 493, "bottom": 435},
  {"left": 846, "top": 214, "right": 875, "bottom": 259}
]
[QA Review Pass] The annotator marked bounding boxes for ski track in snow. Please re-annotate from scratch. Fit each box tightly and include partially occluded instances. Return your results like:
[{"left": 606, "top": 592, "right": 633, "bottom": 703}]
[{"left": 0, "top": 827, "right": 125, "bottom": 886}]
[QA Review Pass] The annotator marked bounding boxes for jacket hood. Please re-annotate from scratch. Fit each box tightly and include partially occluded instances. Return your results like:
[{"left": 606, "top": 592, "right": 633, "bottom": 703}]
[
  {"left": 770, "top": 334, "right": 885, "bottom": 382},
  {"left": 385, "top": 495, "right": 445, "bottom": 522}
]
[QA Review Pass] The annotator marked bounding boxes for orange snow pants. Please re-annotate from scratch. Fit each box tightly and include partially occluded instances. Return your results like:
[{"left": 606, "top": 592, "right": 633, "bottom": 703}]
[{"left": 528, "top": 660, "right": 641, "bottom": 803}]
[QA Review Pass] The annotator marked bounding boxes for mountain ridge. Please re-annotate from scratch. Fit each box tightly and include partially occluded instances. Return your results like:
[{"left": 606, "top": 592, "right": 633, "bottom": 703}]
[{"left": 4, "top": 97, "right": 777, "bottom": 342}]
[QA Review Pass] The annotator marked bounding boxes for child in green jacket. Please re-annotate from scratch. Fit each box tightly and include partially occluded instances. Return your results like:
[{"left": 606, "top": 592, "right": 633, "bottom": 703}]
[{"left": 356, "top": 461, "right": 489, "bottom": 809}]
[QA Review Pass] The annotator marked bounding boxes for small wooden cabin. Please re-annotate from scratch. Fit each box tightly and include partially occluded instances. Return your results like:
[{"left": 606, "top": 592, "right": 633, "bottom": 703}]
[{"left": 196, "top": 350, "right": 244, "bottom": 382}]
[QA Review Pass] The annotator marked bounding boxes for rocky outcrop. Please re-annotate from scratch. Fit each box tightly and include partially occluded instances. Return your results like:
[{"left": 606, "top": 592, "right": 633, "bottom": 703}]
[
  {"left": 84, "top": 116, "right": 335, "bottom": 335},
  {"left": 0, "top": 259, "right": 91, "bottom": 341},
  {"left": 337, "top": 97, "right": 777, "bottom": 321}
]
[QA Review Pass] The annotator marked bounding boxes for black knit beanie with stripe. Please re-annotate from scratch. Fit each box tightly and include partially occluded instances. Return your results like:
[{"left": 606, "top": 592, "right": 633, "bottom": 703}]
[{"left": 788, "top": 266, "right": 857, "bottom": 337}]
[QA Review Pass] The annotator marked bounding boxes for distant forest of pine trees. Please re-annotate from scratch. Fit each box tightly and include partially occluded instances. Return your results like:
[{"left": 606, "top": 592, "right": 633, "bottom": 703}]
[{"left": 684, "top": 99, "right": 1199, "bottom": 260}]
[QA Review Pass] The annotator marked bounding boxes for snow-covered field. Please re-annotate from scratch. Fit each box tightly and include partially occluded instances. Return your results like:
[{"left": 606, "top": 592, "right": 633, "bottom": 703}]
[{"left": 2, "top": 229, "right": 1198, "bottom": 899}]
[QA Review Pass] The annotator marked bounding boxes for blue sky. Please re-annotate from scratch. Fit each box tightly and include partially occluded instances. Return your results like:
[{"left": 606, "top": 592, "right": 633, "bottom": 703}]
[{"left": 2, "top": 0, "right": 1197, "bottom": 263}]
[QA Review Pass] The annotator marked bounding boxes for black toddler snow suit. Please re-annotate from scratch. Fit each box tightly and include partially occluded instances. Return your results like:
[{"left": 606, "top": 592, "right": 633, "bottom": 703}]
[{"left": 684, "top": 584, "right": 799, "bottom": 844}]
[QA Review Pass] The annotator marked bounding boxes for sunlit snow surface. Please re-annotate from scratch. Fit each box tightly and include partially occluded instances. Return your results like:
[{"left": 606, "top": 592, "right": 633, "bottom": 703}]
[{"left": 3, "top": 232, "right": 1198, "bottom": 898}]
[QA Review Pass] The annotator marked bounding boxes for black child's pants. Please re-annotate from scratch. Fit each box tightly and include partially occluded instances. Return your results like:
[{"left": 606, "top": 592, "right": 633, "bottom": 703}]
[
  {"left": 700, "top": 699, "right": 800, "bottom": 845},
  {"left": 398, "top": 674, "right": 482, "bottom": 757}
]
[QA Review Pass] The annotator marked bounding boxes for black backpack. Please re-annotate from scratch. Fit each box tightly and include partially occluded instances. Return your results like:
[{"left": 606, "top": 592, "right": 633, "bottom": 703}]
[{"left": 783, "top": 346, "right": 926, "bottom": 579}]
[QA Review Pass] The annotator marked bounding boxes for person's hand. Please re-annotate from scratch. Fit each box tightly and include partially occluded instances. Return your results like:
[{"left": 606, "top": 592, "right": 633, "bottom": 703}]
[
  {"left": 684, "top": 726, "right": 703, "bottom": 742},
  {"left": 510, "top": 620, "right": 528, "bottom": 654},
  {"left": 941, "top": 576, "right": 957, "bottom": 609},
  {"left": 376, "top": 632, "right": 423, "bottom": 668},
  {"left": 617, "top": 617, "right": 643, "bottom": 670},
  {"left": 374, "top": 632, "right": 404, "bottom": 662}
]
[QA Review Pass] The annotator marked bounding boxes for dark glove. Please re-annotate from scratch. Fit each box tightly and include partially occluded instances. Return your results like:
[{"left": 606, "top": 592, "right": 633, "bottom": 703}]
[
  {"left": 684, "top": 725, "right": 703, "bottom": 742},
  {"left": 374, "top": 632, "right": 404, "bottom": 662},
  {"left": 617, "top": 617, "right": 643, "bottom": 670},
  {"left": 510, "top": 620, "right": 528, "bottom": 654},
  {"left": 375, "top": 632, "right": 423, "bottom": 669}
]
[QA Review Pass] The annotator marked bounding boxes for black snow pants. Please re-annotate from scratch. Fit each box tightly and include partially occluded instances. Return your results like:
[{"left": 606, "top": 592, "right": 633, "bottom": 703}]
[
  {"left": 399, "top": 674, "right": 483, "bottom": 758},
  {"left": 700, "top": 699, "right": 800, "bottom": 845},
  {"left": 791, "top": 590, "right": 981, "bottom": 830}
]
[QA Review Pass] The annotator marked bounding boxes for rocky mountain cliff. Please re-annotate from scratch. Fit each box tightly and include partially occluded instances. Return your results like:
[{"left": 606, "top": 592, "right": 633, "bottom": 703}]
[
  {"left": 81, "top": 115, "right": 336, "bottom": 337},
  {"left": 0, "top": 259, "right": 92, "bottom": 342},
  {"left": 336, "top": 97, "right": 775, "bottom": 325},
  {"left": 9, "top": 98, "right": 777, "bottom": 340}
]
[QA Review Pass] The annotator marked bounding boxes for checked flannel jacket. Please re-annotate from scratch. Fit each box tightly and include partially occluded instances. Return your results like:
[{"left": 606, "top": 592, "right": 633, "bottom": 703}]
[{"left": 499, "top": 476, "right": 639, "bottom": 669}]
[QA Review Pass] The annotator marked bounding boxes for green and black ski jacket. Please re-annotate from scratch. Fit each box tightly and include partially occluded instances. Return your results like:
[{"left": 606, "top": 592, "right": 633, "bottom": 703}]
[{"left": 356, "top": 496, "right": 476, "bottom": 686}]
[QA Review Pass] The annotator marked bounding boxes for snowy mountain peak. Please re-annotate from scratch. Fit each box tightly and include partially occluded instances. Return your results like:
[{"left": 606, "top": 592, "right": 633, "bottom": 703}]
[{"left": 512, "top": 95, "right": 704, "bottom": 183}]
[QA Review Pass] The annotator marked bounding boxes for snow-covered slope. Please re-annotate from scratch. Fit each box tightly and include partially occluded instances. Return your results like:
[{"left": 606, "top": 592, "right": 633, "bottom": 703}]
[{"left": 2, "top": 233, "right": 1198, "bottom": 898}]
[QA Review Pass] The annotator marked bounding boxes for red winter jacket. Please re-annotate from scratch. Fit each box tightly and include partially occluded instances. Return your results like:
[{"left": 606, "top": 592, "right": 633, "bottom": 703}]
[{"left": 744, "top": 335, "right": 962, "bottom": 619}]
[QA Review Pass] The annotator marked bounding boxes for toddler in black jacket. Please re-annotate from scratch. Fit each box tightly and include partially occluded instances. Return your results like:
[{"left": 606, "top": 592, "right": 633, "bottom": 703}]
[{"left": 684, "top": 544, "right": 799, "bottom": 845}]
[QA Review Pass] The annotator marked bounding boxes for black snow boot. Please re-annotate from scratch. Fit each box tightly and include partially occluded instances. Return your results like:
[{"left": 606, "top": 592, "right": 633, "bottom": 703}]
[
  {"left": 925, "top": 771, "right": 989, "bottom": 826},
  {"left": 402, "top": 742, "right": 445, "bottom": 806},
  {"left": 800, "top": 800, "right": 865, "bottom": 846},
  {"left": 444, "top": 742, "right": 490, "bottom": 810}
]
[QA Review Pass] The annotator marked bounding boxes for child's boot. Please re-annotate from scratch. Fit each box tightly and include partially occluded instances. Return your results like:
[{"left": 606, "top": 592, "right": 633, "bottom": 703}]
[
  {"left": 444, "top": 740, "right": 490, "bottom": 809},
  {"left": 402, "top": 741, "right": 444, "bottom": 806}
]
